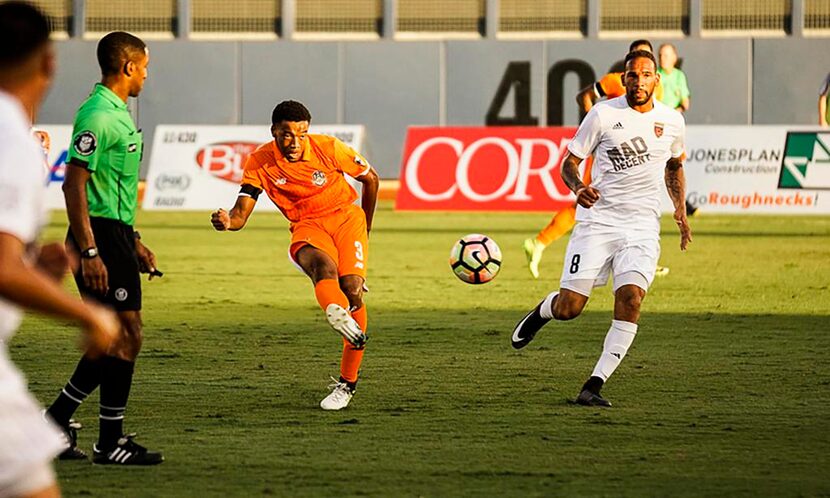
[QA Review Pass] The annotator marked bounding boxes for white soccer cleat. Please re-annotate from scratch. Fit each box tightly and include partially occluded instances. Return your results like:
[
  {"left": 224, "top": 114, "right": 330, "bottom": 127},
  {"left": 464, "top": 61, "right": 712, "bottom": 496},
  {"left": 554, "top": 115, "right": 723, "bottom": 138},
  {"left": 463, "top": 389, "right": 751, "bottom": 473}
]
[
  {"left": 522, "top": 238, "right": 545, "bottom": 279},
  {"left": 325, "top": 304, "right": 366, "bottom": 348},
  {"left": 320, "top": 377, "right": 354, "bottom": 411}
]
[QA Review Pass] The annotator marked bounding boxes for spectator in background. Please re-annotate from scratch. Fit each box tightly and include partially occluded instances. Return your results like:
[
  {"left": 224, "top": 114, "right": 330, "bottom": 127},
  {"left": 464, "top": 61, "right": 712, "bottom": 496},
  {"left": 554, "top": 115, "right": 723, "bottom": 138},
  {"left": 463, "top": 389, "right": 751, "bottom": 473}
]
[
  {"left": 658, "top": 43, "right": 690, "bottom": 113},
  {"left": 820, "top": 73, "right": 830, "bottom": 128}
]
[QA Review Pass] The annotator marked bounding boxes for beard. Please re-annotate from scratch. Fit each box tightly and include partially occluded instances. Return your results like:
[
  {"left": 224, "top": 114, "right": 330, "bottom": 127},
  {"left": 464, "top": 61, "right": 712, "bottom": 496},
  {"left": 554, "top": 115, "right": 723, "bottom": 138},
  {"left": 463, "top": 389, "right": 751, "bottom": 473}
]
[{"left": 626, "top": 87, "right": 653, "bottom": 106}]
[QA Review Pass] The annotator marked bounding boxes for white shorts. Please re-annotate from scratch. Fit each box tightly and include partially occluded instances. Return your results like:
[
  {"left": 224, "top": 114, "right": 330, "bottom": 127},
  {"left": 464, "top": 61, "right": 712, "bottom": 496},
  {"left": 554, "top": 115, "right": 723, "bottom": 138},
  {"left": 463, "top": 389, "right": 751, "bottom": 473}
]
[
  {"left": 0, "top": 349, "right": 66, "bottom": 491},
  {"left": 559, "top": 222, "right": 660, "bottom": 297}
]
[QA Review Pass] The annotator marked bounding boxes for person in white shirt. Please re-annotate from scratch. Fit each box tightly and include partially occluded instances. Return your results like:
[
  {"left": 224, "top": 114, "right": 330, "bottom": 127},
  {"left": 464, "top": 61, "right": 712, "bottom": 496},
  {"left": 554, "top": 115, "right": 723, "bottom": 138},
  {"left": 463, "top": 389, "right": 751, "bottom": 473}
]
[
  {"left": 510, "top": 49, "right": 692, "bottom": 407},
  {"left": 0, "top": 3, "right": 119, "bottom": 498}
]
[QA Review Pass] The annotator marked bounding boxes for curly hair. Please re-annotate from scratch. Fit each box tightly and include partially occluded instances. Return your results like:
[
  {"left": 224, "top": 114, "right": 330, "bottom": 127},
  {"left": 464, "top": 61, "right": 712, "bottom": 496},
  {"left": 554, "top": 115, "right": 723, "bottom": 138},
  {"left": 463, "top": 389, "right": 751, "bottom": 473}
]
[{"left": 271, "top": 100, "right": 312, "bottom": 125}]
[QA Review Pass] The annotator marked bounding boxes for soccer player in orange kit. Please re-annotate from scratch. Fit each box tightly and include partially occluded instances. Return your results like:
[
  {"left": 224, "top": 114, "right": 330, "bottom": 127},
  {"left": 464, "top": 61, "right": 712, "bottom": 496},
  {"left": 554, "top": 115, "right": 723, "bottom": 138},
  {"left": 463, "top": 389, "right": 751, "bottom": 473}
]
[{"left": 211, "top": 100, "right": 379, "bottom": 411}]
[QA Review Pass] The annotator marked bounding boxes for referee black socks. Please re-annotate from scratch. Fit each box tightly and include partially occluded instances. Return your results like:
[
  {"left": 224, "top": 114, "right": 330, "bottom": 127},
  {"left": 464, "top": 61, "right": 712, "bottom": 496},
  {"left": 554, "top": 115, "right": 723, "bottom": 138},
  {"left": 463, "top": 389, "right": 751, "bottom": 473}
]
[
  {"left": 47, "top": 355, "right": 102, "bottom": 427},
  {"left": 98, "top": 356, "right": 135, "bottom": 449}
]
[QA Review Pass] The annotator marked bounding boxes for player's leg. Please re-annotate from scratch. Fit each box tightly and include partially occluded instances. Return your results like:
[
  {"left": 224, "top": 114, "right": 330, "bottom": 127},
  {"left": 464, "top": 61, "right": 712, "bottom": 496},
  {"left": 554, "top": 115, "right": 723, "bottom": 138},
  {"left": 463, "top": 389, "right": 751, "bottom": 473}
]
[
  {"left": 0, "top": 463, "right": 60, "bottom": 498},
  {"left": 1, "top": 370, "right": 67, "bottom": 497},
  {"left": 576, "top": 233, "right": 658, "bottom": 407},
  {"left": 320, "top": 206, "right": 370, "bottom": 410},
  {"left": 523, "top": 157, "right": 591, "bottom": 278},
  {"left": 576, "top": 284, "right": 644, "bottom": 407},
  {"left": 523, "top": 205, "right": 576, "bottom": 279},
  {"left": 512, "top": 223, "right": 615, "bottom": 349},
  {"left": 294, "top": 244, "right": 364, "bottom": 347}
]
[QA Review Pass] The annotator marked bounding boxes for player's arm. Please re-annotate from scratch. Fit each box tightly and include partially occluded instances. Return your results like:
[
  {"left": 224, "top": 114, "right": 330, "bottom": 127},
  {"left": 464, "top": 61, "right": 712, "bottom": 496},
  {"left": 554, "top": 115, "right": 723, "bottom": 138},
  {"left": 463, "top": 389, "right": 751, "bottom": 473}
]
[
  {"left": 576, "top": 84, "right": 599, "bottom": 115},
  {"left": 211, "top": 191, "right": 256, "bottom": 232},
  {"left": 63, "top": 158, "right": 108, "bottom": 294},
  {"left": 820, "top": 94, "right": 828, "bottom": 127},
  {"left": 0, "top": 232, "right": 118, "bottom": 355},
  {"left": 665, "top": 156, "right": 692, "bottom": 251},
  {"left": 355, "top": 167, "right": 379, "bottom": 233},
  {"left": 561, "top": 152, "right": 600, "bottom": 208}
]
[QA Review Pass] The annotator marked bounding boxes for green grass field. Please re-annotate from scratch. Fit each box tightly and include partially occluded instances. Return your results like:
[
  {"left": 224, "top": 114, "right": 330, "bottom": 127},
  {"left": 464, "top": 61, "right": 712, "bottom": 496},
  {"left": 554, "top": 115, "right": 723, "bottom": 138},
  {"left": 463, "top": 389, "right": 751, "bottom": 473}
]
[{"left": 10, "top": 203, "right": 830, "bottom": 497}]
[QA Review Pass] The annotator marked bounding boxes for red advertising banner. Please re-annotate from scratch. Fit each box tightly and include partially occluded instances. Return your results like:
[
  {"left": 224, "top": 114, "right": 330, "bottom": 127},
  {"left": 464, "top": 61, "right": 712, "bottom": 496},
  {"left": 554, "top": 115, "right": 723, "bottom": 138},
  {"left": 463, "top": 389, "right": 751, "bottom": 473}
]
[{"left": 396, "top": 126, "right": 579, "bottom": 211}]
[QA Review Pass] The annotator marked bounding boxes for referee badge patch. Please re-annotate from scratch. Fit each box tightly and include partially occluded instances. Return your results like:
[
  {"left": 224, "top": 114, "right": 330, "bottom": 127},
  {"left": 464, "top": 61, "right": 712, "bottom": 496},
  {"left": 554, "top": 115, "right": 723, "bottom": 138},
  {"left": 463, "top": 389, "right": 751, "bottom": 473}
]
[
  {"left": 114, "top": 288, "right": 129, "bottom": 301},
  {"left": 73, "top": 131, "right": 97, "bottom": 156}
]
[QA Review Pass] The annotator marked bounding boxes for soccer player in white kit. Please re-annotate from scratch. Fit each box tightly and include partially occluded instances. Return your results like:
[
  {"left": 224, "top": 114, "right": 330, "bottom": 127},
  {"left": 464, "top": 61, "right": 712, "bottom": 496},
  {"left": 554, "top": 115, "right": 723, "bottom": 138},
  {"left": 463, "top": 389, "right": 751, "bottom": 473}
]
[
  {"left": 0, "top": 3, "right": 119, "bottom": 497},
  {"left": 511, "top": 50, "right": 692, "bottom": 407}
]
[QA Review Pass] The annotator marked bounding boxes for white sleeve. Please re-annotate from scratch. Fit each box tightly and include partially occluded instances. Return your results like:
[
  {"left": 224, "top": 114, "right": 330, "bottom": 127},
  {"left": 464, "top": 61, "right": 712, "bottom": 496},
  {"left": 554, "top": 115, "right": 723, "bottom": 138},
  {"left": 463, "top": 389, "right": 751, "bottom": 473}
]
[
  {"left": 670, "top": 116, "right": 686, "bottom": 159},
  {"left": 0, "top": 146, "right": 42, "bottom": 244},
  {"left": 567, "top": 106, "right": 602, "bottom": 159}
]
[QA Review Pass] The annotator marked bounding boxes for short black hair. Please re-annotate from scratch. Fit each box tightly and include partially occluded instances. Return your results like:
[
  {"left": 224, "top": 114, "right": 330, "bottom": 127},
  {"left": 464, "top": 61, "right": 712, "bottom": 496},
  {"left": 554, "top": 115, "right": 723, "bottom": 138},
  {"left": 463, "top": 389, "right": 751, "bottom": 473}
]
[
  {"left": 629, "top": 39, "right": 653, "bottom": 52},
  {"left": 97, "top": 31, "right": 146, "bottom": 76},
  {"left": 625, "top": 50, "right": 657, "bottom": 70},
  {"left": 0, "top": 2, "right": 50, "bottom": 69},
  {"left": 271, "top": 100, "right": 312, "bottom": 125}
]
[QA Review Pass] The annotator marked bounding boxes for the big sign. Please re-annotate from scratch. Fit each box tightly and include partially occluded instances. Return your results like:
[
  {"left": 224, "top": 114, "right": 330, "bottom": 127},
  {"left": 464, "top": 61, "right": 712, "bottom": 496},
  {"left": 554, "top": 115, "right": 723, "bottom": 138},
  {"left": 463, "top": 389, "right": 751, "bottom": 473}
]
[{"left": 396, "top": 127, "right": 579, "bottom": 211}]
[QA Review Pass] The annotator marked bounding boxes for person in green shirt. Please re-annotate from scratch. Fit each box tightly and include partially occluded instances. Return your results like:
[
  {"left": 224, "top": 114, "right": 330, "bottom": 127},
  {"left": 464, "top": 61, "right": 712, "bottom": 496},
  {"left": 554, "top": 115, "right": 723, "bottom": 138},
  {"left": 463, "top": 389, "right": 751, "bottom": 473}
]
[
  {"left": 658, "top": 43, "right": 690, "bottom": 113},
  {"left": 45, "top": 31, "right": 163, "bottom": 466}
]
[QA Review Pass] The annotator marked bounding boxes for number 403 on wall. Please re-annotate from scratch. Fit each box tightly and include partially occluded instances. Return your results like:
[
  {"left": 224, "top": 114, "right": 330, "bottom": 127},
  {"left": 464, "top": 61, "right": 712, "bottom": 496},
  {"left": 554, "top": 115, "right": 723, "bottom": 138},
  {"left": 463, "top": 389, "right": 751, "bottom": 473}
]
[{"left": 486, "top": 60, "right": 599, "bottom": 127}]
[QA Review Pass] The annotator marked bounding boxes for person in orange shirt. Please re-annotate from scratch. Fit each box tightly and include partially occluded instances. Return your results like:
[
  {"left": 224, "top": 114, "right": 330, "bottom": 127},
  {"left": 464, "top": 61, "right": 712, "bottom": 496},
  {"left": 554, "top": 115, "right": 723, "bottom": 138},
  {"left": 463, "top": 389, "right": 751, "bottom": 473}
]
[
  {"left": 210, "top": 100, "right": 379, "bottom": 411},
  {"left": 524, "top": 40, "right": 672, "bottom": 279}
]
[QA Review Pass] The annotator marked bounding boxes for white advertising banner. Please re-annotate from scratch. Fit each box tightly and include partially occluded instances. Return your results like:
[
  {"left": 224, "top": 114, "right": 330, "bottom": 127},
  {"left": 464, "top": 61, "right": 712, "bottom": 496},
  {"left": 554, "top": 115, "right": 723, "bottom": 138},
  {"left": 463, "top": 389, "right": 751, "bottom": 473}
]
[
  {"left": 143, "top": 125, "right": 365, "bottom": 210},
  {"left": 668, "top": 126, "right": 828, "bottom": 214}
]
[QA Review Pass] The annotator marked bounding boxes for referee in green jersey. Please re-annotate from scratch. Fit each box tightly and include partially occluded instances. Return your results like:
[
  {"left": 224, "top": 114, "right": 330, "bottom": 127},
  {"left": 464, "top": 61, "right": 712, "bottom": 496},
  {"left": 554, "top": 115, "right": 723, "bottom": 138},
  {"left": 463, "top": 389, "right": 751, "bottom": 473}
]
[{"left": 45, "top": 32, "right": 163, "bottom": 466}]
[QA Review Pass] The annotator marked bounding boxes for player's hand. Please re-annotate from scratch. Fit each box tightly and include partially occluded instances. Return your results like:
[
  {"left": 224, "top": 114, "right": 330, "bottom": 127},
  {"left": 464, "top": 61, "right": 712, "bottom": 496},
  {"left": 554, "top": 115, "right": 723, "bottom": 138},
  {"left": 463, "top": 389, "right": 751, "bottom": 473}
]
[
  {"left": 211, "top": 208, "right": 231, "bottom": 231},
  {"left": 81, "top": 256, "right": 109, "bottom": 295},
  {"left": 135, "top": 240, "right": 160, "bottom": 280},
  {"left": 575, "top": 186, "right": 600, "bottom": 209},
  {"left": 81, "top": 302, "right": 119, "bottom": 357},
  {"left": 674, "top": 209, "right": 692, "bottom": 251},
  {"left": 36, "top": 242, "right": 70, "bottom": 281}
]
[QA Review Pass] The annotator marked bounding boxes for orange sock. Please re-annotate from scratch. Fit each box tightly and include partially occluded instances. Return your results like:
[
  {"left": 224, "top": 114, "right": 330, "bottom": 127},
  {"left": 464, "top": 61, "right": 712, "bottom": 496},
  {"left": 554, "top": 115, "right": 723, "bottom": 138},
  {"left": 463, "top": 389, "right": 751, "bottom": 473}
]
[
  {"left": 340, "top": 305, "right": 367, "bottom": 383},
  {"left": 313, "top": 279, "right": 349, "bottom": 311},
  {"left": 536, "top": 205, "right": 577, "bottom": 245}
]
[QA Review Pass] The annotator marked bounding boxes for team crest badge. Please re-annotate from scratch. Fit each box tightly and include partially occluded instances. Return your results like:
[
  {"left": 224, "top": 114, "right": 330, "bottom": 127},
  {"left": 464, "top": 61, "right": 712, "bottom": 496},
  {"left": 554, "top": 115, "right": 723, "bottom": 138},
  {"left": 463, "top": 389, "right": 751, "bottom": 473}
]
[
  {"left": 654, "top": 122, "right": 664, "bottom": 138},
  {"left": 73, "top": 131, "right": 97, "bottom": 156},
  {"left": 312, "top": 170, "right": 327, "bottom": 186}
]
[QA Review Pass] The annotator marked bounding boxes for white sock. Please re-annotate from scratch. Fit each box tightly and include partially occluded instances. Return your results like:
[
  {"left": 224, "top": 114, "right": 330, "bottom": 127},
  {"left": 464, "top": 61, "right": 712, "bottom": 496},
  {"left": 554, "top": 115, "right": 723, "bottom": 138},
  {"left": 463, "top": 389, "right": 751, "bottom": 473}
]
[
  {"left": 590, "top": 320, "right": 638, "bottom": 381},
  {"left": 538, "top": 292, "right": 558, "bottom": 320}
]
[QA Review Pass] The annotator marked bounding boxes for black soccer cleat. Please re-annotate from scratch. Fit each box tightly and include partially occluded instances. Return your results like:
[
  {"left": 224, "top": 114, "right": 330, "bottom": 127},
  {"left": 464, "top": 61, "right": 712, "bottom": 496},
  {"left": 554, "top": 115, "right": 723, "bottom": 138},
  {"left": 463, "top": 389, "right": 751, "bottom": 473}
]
[
  {"left": 511, "top": 298, "right": 552, "bottom": 349},
  {"left": 58, "top": 419, "right": 88, "bottom": 460},
  {"left": 92, "top": 434, "right": 164, "bottom": 466},
  {"left": 575, "top": 389, "right": 612, "bottom": 407}
]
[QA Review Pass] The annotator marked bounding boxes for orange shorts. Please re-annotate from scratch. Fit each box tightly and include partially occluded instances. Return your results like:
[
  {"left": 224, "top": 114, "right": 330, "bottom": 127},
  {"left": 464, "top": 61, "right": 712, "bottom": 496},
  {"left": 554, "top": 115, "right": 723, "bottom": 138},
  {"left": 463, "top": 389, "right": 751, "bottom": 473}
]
[{"left": 289, "top": 203, "right": 368, "bottom": 279}]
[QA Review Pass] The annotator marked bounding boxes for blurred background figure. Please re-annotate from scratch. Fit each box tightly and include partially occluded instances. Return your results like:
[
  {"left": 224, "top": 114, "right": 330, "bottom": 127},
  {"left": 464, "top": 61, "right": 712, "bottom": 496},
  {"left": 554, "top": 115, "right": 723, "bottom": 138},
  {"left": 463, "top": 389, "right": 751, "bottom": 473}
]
[
  {"left": 658, "top": 43, "right": 690, "bottom": 113},
  {"left": 820, "top": 72, "right": 830, "bottom": 128}
]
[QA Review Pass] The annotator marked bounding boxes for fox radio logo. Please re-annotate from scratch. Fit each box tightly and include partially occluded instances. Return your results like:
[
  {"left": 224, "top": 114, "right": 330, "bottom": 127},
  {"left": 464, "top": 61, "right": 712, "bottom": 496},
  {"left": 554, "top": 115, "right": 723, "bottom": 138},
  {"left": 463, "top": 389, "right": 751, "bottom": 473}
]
[{"left": 779, "top": 132, "right": 830, "bottom": 190}]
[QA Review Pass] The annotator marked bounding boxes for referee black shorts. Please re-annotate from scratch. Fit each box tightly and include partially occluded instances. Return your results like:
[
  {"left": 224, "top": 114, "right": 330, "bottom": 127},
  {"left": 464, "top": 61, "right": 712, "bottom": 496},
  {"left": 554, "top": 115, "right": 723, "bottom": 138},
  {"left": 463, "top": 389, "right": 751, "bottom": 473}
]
[{"left": 67, "top": 217, "right": 142, "bottom": 312}]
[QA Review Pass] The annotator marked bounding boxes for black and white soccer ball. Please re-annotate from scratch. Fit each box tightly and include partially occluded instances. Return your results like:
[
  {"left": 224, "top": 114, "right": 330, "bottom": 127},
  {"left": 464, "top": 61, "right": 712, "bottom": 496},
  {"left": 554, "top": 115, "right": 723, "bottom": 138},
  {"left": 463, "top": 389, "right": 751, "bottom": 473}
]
[{"left": 449, "top": 234, "right": 502, "bottom": 284}]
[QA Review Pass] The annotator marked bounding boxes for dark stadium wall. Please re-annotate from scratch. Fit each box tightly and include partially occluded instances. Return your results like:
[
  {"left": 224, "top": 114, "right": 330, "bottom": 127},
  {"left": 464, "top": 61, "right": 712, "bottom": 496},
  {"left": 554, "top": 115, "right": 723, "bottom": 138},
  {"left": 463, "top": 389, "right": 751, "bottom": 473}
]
[{"left": 39, "top": 38, "right": 828, "bottom": 178}]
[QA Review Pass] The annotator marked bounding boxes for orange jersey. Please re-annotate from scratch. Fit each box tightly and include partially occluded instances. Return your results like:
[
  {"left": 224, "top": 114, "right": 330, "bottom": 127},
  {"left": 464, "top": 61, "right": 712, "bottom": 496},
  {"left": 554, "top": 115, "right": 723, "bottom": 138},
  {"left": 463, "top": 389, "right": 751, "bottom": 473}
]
[
  {"left": 595, "top": 72, "right": 663, "bottom": 100},
  {"left": 241, "top": 135, "right": 371, "bottom": 222}
]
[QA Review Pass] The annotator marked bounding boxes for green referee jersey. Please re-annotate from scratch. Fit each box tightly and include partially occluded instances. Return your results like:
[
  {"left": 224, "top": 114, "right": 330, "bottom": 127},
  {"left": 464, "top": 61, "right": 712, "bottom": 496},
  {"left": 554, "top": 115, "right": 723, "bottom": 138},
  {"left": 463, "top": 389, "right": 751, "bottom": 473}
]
[{"left": 67, "top": 83, "right": 143, "bottom": 226}]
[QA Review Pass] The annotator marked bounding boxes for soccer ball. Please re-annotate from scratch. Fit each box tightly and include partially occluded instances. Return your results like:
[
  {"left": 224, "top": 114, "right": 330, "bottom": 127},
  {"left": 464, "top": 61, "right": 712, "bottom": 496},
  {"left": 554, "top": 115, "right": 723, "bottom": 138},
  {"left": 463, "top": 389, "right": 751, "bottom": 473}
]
[{"left": 449, "top": 234, "right": 502, "bottom": 284}]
